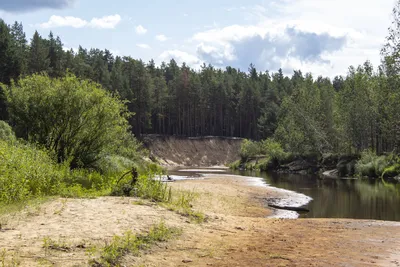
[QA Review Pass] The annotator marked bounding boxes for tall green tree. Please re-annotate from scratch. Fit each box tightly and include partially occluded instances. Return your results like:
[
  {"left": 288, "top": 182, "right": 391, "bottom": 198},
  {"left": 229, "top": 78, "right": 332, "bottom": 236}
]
[
  {"left": 28, "top": 31, "right": 49, "bottom": 74},
  {"left": 10, "top": 21, "right": 27, "bottom": 78},
  {"left": 47, "top": 32, "right": 64, "bottom": 77}
]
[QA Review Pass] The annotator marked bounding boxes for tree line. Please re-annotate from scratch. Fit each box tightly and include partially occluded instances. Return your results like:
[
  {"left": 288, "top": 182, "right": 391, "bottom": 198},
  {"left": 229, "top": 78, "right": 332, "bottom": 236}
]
[{"left": 1, "top": 2, "right": 400, "bottom": 156}]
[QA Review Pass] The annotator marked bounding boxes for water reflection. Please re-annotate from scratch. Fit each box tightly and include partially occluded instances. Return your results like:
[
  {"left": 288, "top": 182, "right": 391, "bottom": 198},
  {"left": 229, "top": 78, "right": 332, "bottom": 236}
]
[{"left": 234, "top": 170, "right": 400, "bottom": 221}]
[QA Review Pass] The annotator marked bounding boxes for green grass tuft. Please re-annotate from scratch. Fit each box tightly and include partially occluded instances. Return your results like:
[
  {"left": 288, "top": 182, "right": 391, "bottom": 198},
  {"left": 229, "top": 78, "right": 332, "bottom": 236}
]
[{"left": 89, "top": 221, "right": 181, "bottom": 267}]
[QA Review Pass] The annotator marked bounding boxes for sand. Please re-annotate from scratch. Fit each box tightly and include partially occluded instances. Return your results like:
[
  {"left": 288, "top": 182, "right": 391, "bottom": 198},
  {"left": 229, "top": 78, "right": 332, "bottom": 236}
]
[{"left": 0, "top": 174, "right": 399, "bottom": 266}]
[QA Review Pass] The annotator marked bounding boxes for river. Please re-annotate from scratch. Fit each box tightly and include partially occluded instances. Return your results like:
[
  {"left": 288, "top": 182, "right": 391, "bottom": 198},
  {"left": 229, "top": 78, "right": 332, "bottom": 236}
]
[{"left": 169, "top": 168, "right": 400, "bottom": 221}]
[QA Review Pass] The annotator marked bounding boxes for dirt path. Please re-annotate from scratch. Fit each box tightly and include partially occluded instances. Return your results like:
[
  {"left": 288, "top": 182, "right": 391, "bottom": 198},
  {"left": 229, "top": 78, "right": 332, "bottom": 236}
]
[{"left": 1, "top": 175, "right": 399, "bottom": 266}]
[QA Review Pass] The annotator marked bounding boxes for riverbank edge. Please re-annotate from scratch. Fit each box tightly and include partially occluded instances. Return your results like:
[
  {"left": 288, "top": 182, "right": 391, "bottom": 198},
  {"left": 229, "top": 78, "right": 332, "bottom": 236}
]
[
  {"left": 230, "top": 153, "right": 400, "bottom": 182},
  {"left": 165, "top": 166, "right": 313, "bottom": 219}
]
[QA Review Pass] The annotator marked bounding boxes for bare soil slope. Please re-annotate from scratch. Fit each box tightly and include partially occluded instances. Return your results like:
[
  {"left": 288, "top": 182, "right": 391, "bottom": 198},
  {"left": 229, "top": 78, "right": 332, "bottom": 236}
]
[{"left": 142, "top": 135, "right": 243, "bottom": 167}]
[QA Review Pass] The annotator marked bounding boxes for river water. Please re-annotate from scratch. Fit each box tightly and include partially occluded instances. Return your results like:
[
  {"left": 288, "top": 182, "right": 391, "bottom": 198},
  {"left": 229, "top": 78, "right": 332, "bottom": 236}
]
[{"left": 170, "top": 168, "right": 400, "bottom": 221}]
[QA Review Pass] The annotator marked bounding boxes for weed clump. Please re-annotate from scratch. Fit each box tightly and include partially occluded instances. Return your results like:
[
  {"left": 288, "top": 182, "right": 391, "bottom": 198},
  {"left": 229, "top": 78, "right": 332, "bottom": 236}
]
[{"left": 89, "top": 221, "right": 180, "bottom": 267}]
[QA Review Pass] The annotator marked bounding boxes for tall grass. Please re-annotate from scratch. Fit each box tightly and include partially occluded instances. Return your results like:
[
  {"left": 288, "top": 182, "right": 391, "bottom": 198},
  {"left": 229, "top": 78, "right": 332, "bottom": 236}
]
[
  {"left": 0, "top": 138, "right": 118, "bottom": 204},
  {"left": 0, "top": 140, "right": 64, "bottom": 204}
]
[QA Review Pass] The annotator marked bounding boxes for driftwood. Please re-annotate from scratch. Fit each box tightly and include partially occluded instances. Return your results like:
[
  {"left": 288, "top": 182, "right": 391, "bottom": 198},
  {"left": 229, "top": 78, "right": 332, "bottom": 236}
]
[
  {"left": 268, "top": 204, "right": 309, "bottom": 213},
  {"left": 116, "top": 167, "right": 138, "bottom": 185}
]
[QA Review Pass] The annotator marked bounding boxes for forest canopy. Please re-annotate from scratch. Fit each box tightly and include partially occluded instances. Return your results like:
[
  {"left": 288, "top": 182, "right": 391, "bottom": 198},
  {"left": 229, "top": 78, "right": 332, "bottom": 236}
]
[{"left": 1, "top": 1, "right": 400, "bottom": 156}]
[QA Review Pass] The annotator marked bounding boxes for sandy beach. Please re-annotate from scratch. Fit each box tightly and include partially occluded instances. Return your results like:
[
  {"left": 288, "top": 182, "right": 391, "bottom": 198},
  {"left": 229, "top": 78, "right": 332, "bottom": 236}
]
[{"left": 1, "top": 174, "right": 399, "bottom": 266}]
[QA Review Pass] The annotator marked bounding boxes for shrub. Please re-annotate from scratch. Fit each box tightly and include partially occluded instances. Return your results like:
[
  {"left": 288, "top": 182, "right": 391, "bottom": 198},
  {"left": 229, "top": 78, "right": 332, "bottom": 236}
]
[
  {"left": 255, "top": 157, "right": 275, "bottom": 171},
  {"left": 0, "top": 140, "right": 64, "bottom": 203},
  {"left": 240, "top": 139, "right": 262, "bottom": 160},
  {"left": 355, "top": 150, "right": 391, "bottom": 177},
  {"left": 111, "top": 165, "right": 169, "bottom": 202},
  {"left": 5, "top": 74, "right": 132, "bottom": 168},
  {"left": 0, "top": 120, "right": 15, "bottom": 143},
  {"left": 229, "top": 160, "right": 242, "bottom": 170},
  {"left": 0, "top": 138, "right": 117, "bottom": 204},
  {"left": 261, "top": 138, "right": 288, "bottom": 161},
  {"left": 94, "top": 155, "right": 136, "bottom": 176}
]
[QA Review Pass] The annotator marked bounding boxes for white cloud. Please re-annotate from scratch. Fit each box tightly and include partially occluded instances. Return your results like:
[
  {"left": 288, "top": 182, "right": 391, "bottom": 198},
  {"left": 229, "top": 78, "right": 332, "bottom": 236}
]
[
  {"left": 159, "top": 50, "right": 201, "bottom": 67},
  {"left": 156, "top": 34, "right": 168, "bottom": 42},
  {"left": 89, "top": 14, "right": 121, "bottom": 29},
  {"left": 39, "top": 14, "right": 121, "bottom": 29},
  {"left": 196, "top": 43, "right": 235, "bottom": 64},
  {"left": 135, "top": 25, "right": 147, "bottom": 35},
  {"left": 137, "top": 43, "right": 151, "bottom": 49},
  {"left": 192, "top": 23, "right": 348, "bottom": 72},
  {"left": 39, "top": 15, "right": 87, "bottom": 28},
  {"left": 188, "top": 0, "right": 395, "bottom": 77}
]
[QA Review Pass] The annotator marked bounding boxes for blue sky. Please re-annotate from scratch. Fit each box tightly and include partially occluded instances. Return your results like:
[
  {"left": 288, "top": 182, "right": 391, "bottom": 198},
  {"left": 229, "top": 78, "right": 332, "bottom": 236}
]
[{"left": 0, "top": 0, "right": 396, "bottom": 77}]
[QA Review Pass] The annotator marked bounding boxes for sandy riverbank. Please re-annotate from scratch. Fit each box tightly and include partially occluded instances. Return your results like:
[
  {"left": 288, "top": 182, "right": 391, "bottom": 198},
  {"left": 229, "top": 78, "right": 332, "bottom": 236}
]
[{"left": 0, "top": 174, "right": 399, "bottom": 266}]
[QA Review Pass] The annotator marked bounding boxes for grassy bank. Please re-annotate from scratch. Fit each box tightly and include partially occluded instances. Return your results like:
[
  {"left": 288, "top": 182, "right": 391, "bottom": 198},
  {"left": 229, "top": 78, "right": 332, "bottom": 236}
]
[{"left": 230, "top": 139, "right": 400, "bottom": 179}]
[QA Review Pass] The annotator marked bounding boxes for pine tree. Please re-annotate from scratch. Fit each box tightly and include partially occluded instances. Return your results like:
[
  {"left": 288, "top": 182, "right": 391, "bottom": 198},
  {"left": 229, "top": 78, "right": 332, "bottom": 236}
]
[
  {"left": 10, "top": 21, "right": 27, "bottom": 77},
  {"left": 48, "top": 32, "right": 64, "bottom": 77},
  {"left": 28, "top": 31, "right": 49, "bottom": 74}
]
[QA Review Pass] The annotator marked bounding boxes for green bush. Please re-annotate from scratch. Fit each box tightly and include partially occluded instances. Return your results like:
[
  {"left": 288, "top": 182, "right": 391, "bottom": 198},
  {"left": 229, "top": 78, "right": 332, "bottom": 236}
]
[
  {"left": 0, "top": 140, "right": 64, "bottom": 204},
  {"left": 0, "top": 138, "right": 117, "bottom": 204},
  {"left": 5, "top": 74, "right": 132, "bottom": 168},
  {"left": 94, "top": 155, "right": 136, "bottom": 176},
  {"left": 0, "top": 120, "right": 16, "bottom": 143},
  {"left": 382, "top": 164, "right": 400, "bottom": 178},
  {"left": 255, "top": 157, "right": 274, "bottom": 171},
  {"left": 111, "top": 165, "right": 169, "bottom": 202},
  {"left": 261, "top": 138, "right": 288, "bottom": 161},
  {"left": 240, "top": 139, "right": 262, "bottom": 160},
  {"left": 229, "top": 160, "right": 242, "bottom": 170},
  {"left": 355, "top": 150, "right": 391, "bottom": 177}
]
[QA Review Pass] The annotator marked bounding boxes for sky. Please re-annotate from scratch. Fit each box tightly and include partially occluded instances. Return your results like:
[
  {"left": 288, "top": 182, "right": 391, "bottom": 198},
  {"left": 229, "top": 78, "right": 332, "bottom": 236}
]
[{"left": 0, "top": 0, "right": 396, "bottom": 77}]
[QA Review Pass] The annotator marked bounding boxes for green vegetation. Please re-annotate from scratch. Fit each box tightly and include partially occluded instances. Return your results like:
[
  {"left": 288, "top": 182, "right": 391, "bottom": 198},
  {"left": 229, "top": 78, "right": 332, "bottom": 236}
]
[
  {"left": 0, "top": 0, "right": 399, "bottom": 228},
  {"left": 89, "top": 221, "right": 181, "bottom": 267},
  {"left": 0, "top": 248, "right": 20, "bottom": 267},
  {"left": 0, "top": 139, "right": 64, "bottom": 204},
  {"left": 355, "top": 150, "right": 400, "bottom": 178},
  {"left": 5, "top": 74, "right": 132, "bottom": 168},
  {"left": 163, "top": 190, "right": 206, "bottom": 223},
  {"left": 382, "top": 164, "right": 400, "bottom": 179},
  {"left": 112, "top": 173, "right": 170, "bottom": 203},
  {"left": 42, "top": 236, "right": 71, "bottom": 255},
  {"left": 232, "top": 138, "right": 289, "bottom": 171},
  {"left": 0, "top": 6, "right": 397, "bottom": 154},
  {"left": 355, "top": 151, "right": 390, "bottom": 177},
  {"left": 239, "top": 139, "right": 263, "bottom": 160},
  {"left": 0, "top": 133, "right": 122, "bottom": 204},
  {"left": 0, "top": 74, "right": 150, "bottom": 207},
  {"left": 0, "top": 120, "right": 15, "bottom": 143}
]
